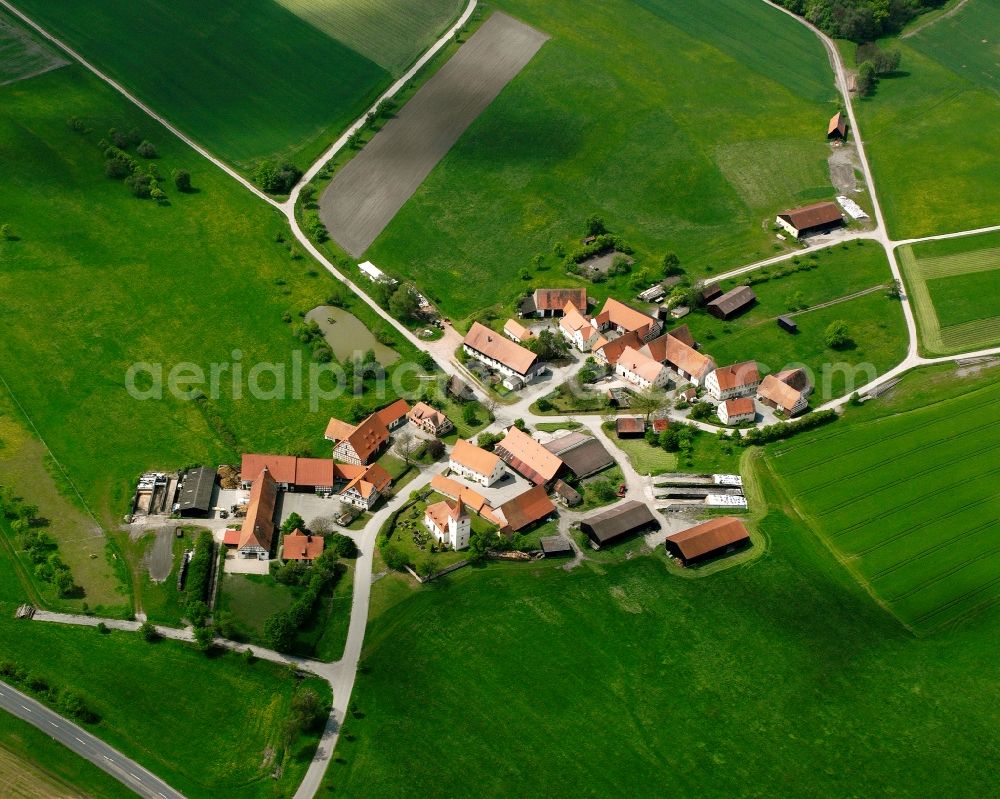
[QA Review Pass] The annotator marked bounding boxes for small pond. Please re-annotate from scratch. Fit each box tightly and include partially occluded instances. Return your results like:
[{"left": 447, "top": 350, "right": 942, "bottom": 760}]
[{"left": 306, "top": 306, "right": 400, "bottom": 365}]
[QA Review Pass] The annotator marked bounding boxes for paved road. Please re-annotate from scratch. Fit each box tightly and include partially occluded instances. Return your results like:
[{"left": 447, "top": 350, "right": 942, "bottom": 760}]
[{"left": 0, "top": 679, "right": 185, "bottom": 799}]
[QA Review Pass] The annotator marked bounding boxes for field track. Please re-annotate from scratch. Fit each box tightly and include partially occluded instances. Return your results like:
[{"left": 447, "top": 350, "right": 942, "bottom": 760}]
[{"left": 319, "top": 11, "right": 548, "bottom": 257}]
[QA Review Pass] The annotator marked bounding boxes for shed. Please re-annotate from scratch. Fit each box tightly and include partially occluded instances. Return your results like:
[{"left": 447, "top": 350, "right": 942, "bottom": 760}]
[
  {"left": 665, "top": 516, "right": 750, "bottom": 566},
  {"left": 540, "top": 536, "right": 573, "bottom": 557},
  {"left": 828, "top": 111, "right": 847, "bottom": 139},
  {"left": 707, "top": 286, "right": 757, "bottom": 320},
  {"left": 581, "top": 501, "right": 659, "bottom": 547},
  {"left": 777, "top": 316, "right": 798, "bottom": 334},
  {"left": 552, "top": 479, "right": 582, "bottom": 507},
  {"left": 775, "top": 202, "right": 845, "bottom": 238},
  {"left": 175, "top": 466, "right": 215, "bottom": 518},
  {"left": 702, "top": 282, "right": 723, "bottom": 302},
  {"left": 616, "top": 417, "right": 646, "bottom": 438}
]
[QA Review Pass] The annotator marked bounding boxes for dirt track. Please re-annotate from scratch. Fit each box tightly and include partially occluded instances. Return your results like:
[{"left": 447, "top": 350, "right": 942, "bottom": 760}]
[{"left": 319, "top": 12, "right": 548, "bottom": 257}]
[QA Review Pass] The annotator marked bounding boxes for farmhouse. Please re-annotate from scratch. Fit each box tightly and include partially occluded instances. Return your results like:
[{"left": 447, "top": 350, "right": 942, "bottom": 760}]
[
  {"left": 616, "top": 346, "right": 670, "bottom": 389},
  {"left": 494, "top": 485, "right": 555, "bottom": 535},
  {"left": 282, "top": 530, "right": 324, "bottom": 563},
  {"left": 325, "top": 413, "right": 390, "bottom": 465},
  {"left": 581, "top": 501, "right": 659, "bottom": 548},
  {"left": 718, "top": 397, "right": 756, "bottom": 425},
  {"left": 175, "top": 466, "right": 215, "bottom": 518},
  {"left": 616, "top": 417, "right": 645, "bottom": 438},
  {"left": 236, "top": 468, "right": 277, "bottom": 560},
  {"left": 407, "top": 402, "right": 453, "bottom": 436},
  {"left": 336, "top": 463, "right": 392, "bottom": 510},
  {"left": 503, "top": 318, "right": 532, "bottom": 343},
  {"left": 543, "top": 433, "right": 614, "bottom": 479},
  {"left": 424, "top": 498, "right": 471, "bottom": 550},
  {"left": 757, "top": 369, "right": 812, "bottom": 416},
  {"left": 375, "top": 399, "right": 410, "bottom": 431},
  {"left": 707, "top": 286, "right": 757, "bottom": 320},
  {"left": 559, "top": 302, "right": 601, "bottom": 351},
  {"left": 775, "top": 202, "right": 845, "bottom": 239},
  {"left": 828, "top": 111, "right": 847, "bottom": 139},
  {"left": 593, "top": 329, "right": 643, "bottom": 366},
  {"left": 450, "top": 439, "right": 505, "bottom": 487},
  {"left": 241, "top": 454, "right": 391, "bottom": 510},
  {"left": 706, "top": 361, "right": 761, "bottom": 401},
  {"left": 593, "top": 298, "right": 661, "bottom": 342},
  {"left": 665, "top": 517, "right": 750, "bottom": 567},
  {"left": 664, "top": 334, "right": 715, "bottom": 386},
  {"left": 521, "top": 287, "right": 589, "bottom": 318},
  {"left": 495, "top": 426, "right": 564, "bottom": 486},
  {"left": 463, "top": 322, "right": 541, "bottom": 385}
]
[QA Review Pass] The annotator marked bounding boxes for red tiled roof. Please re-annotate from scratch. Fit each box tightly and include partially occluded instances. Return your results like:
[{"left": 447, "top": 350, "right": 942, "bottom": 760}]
[
  {"left": 594, "top": 330, "right": 643, "bottom": 365},
  {"left": 375, "top": 399, "right": 410, "bottom": 427},
  {"left": 241, "top": 453, "right": 297, "bottom": 485},
  {"left": 451, "top": 438, "right": 502, "bottom": 477},
  {"left": 496, "top": 426, "right": 563, "bottom": 485},
  {"left": 758, "top": 374, "right": 806, "bottom": 413},
  {"left": 595, "top": 298, "right": 657, "bottom": 336},
  {"left": 496, "top": 485, "right": 554, "bottom": 533},
  {"left": 667, "top": 517, "right": 749, "bottom": 560},
  {"left": 534, "top": 287, "right": 587, "bottom": 312},
  {"left": 778, "top": 201, "right": 843, "bottom": 231},
  {"left": 282, "top": 530, "right": 324, "bottom": 561},
  {"left": 239, "top": 468, "right": 277, "bottom": 553},
  {"left": 326, "top": 413, "right": 390, "bottom": 463},
  {"left": 724, "top": 397, "right": 755, "bottom": 417},
  {"left": 828, "top": 112, "right": 846, "bottom": 137},
  {"left": 713, "top": 361, "right": 760, "bottom": 391},
  {"left": 464, "top": 322, "right": 538, "bottom": 375},
  {"left": 616, "top": 417, "right": 645, "bottom": 434},
  {"left": 618, "top": 346, "right": 667, "bottom": 384}
]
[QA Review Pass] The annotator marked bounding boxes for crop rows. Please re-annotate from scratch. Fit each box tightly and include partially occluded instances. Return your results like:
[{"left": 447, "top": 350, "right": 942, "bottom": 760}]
[{"left": 913, "top": 246, "right": 1000, "bottom": 279}]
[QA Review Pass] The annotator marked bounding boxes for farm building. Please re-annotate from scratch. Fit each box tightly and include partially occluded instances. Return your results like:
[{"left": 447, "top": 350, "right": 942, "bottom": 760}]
[
  {"left": 325, "top": 412, "right": 390, "bottom": 465},
  {"left": 706, "top": 361, "right": 760, "bottom": 401},
  {"left": 463, "top": 322, "right": 541, "bottom": 385},
  {"left": 375, "top": 399, "right": 410, "bottom": 431},
  {"left": 174, "top": 466, "right": 215, "bottom": 518},
  {"left": 670, "top": 306, "right": 690, "bottom": 319},
  {"left": 495, "top": 426, "right": 564, "bottom": 486},
  {"left": 775, "top": 202, "right": 845, "bottom": 239},
  {"left": 757, "top": 369, "right": 812, "bottom": 416},
  {"left": 540, "top": 536, "right": 573, "bottom": 557},
  {"left": 702, "top": 282, "right": 723, "bottom": 302},
  {"left": 718, "top": 397, "right": 756, "bottom": 425},
  {"left": 559, "top": 302, "right": 601, "bottom": 351},
  {"left": 503, "top": 318, "right": 532, "bottom": 343},
  {"left": 494, "top": 485, "right": 555, "bottom": 535},
  {"left": 828, "top": 111, "right": 847, "bottom": 139},
  {"left": 282, "top": 530, "right": 324, "bottom": 563},
  {"left": 777, "top": 316, "right": 798, "bottom": 334},
  {"left": 429, "top": 474, "right": 499, "bottom": 522},
  {"left": 580, "top": 501, "right": 659, "bottom": 547},
  {"left": 616, "top": 346, "right": 670, "bottom": 389},
  {"left": 616, "top": 417, "right": 646, "bottom": 438},
  {"left": 543, "top": 433, "right": 614, "bottom": 479},
  {"left": 593, "top": 329, "right": 643, "bottom": 366},
  {"left": 707, "top": 286, "right": 757, "bottom": 320},
  {"left": 236, "top": 468, "right": 278, "bottom": 560},
  {"left": 552, "top": 479, "right": 582, "bottom": 507},
  {"left": 521, "top": 288, "right": 588, "bottom": 318},
  {"left": 593, "top": 298, "right": 661, "bottom": 342},
  {"left": 424, "top": 498, "right": 471, "bottom": 550},
  {"left": 450, "top": 439, "right": 506, "bottom": 487},
  {"left": 448, "top": 376, "right": 474, "bottom": 402},
  {"left": 642, "top": 331, "right": 714, "bottom": 386},
  {"left": 407, "top": 402, "right": 453, "bottom": 436},
  {"left": 665, "top": 517, "right": 750, "bottom": 566},
  {"left": 240, "top": 454, "right": 391, "bottom": 510}
]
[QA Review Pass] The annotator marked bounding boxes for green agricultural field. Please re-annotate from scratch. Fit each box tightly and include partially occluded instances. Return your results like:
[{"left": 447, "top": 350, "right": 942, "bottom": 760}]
[
  {"left": 899, "top": 231, "right": 1000, "bottom": 355},
  {"left": 328, "top": 461, "right": 1000, "bottom": 797},
  {"left": 680, "top": 242, "right": 907, "bottom": 401},
  {"left": 0, "top": 548, "right": 328, "bottom": 799},
  {"left": 274, "top": 0, "right": 463, "bottom": 75},
  {"left": 8, "top": 0, "right": 390, "bottom": 170},
  {"left": 0, "top": 64, "right": 421, "bottom": 528},
  {"left": 0, "top": 12, "right": 66, "bottom": 85},
  {"left": 768, "top": 368, "right": 1000, "bottom": 634},
  {"left": 365, "top": 0, "right": 838, "bottom": 322},
  {"left": 855, "top": 2, "right": 1000, "bottom": 238}
]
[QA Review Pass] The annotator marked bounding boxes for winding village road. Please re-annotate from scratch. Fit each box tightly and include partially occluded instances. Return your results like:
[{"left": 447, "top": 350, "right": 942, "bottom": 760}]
[{"left": 2, "top": 1, "right": 1000, "bottom": 798}]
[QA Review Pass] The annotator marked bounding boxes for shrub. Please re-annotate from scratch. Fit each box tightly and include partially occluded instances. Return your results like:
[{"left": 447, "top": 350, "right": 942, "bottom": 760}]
[
  {"left": 172, "top": 169, "right": 192, "bottom": 192},
  {"left": 139, "top": 621, "right": 160, "bottom": 642},
  {"left": 136, "top": 140, "right": 157, "bottom": 158}
]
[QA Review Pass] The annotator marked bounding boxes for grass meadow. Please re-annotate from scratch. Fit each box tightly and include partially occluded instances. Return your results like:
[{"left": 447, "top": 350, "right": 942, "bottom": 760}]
[
  {"left": 365, "top": 0, "right": 838, "bottom": 322},
  {"left": 0, "top": 542, "right": 330, "bottom": 799},
  {"left": 326, "top": 456, "right": 1000, "bottom": 798},
  {"left": 768, "top": 367, "right": 1000, "bottom": 634},
  {"left": 680, "top": 242, "right": 907, "bottom": 400},
  {"left": 274, "top": 0, "right": 463, "bottom": 75},
  {"left": 898, "top": 230, "right": 1000, "bottom": 355},
  {"left": 9, "top": 0, "right": 390, "bottom": 170},
  {"left": 854, "top": 2, "right": 1000, "bottom": 238},
  {"left": 0, "top": 65, "right": 423, "bottom": 529}
]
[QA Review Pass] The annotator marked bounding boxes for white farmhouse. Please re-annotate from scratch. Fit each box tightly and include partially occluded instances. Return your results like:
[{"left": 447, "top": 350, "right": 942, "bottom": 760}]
[
  {"left": 449, "top": 439, "right": 505, "bottom": 488},
  {"left": 706, "top": 361, "right": 761, "bottom": 401},
  {"left": 424, "top": 498, "right": 471, "bottom": 550}
]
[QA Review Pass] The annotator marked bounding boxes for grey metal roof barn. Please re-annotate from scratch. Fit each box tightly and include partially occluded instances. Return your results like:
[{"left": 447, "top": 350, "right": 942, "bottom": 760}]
[
  {"left": 580, "top": 501, "right": 659, "bottom": 546},
  {"left": 707, "top": 286, "right": 757, "bottom": 320},
  {"left": 540, "top": 536, "right": 573, "bottom": 557},
  {"left": 175, "top": 466, "right": 215, "bottom": 517},
  {"left": 543, "top": 434, "right": 614, "bottom": 478}
]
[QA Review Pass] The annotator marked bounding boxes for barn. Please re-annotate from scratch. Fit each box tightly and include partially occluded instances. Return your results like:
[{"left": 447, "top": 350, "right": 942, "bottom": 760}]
[
  {"left": 775, "top": 202, "right": 845, "bottom": 239},
  {"left": 707, "top": 286, "right": 756, "bottom": 320},
  {"left": 580, "top": 501, "right": 659, "bottom": 548},
  {"left": 665, "top": 516, "right": 751, "bottom": 566},
  {"left": 174, "top": 466, "right": 215, "bottom": 518}
]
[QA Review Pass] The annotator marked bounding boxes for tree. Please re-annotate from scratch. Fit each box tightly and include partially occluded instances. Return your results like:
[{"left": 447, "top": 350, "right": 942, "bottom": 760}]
[
  {"left": 388, "top": 286, "right": 420, "bottom": 321},
  {"left": 136, "top": 140, "right": 157, "bottom": 158},
  {"left": 125, "top": 172, "right": 153, "bottom": 198},
  {"left": 585, "top": 215, "right": 607, "bottom": 236},
  {"left": 139, "top": 621, "right": 160, "bottom": 642},
  {"left": 347, "top": 129, "right": 363, "bottom": 149},
  {"left": 659, "top": 426, "right": 681, "bottom": 451},
  {"left": 630, "top": 388, "right": 666, "bottom": 423},
  {"left": 173, "top": 169, "right": 192, "bottom": 192},
  {"left": 592, "top": 479, "right": 617, "bottom": 503},
  {"left": 662, "top": 252, "right": 683, "bottom": 277},
  {"left": 528, "top": 329, "right": 570, "bottom": 361},
  {"left": 193, "top": 625, "right": 214, "bottom": 652},
  {"left": 462, "top": 403, "right": 479, "bottom": 426},
  {"left": 825, "top": 320, "right": 853, "bottom": 350},
  {"left": 264, "top": 611, "right": 296, "bottom": 651},
  {"left": 857, "top": 61, "right": 877, "bottom": 96},
  {"left": 327, "top": 533, "right": 359, "bottom": 558},
  {"left": 426, "top": 438, "right": 445, "bottom": 460},
  {"left": 281, "top": 512, "right": 306, "bottom": 534},
  {"left": 396, "top": 431, "right": 416, "bottom": 464},
  {"left": 886, "top": 279, "right": 902, "bottom": 299}
]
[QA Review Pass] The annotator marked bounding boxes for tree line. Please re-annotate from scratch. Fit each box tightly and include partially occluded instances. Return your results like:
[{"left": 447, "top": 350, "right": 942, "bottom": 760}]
[{"left": 774, "top": 0, "right": 947, "bottom": 42}]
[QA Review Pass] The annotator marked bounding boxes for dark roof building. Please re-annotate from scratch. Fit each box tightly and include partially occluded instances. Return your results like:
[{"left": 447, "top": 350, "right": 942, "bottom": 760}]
[
  {"left": 544, "top": 433, "right": 614, "bottom": 478},
  {"left": 552, "top": 479, "right": 582, "bottom": 507},
  {"left": 665, "top": 517, "right": 751, "bottom": 566},
  {"left": 702, "top": 282, "right": 723, "bottom": 302},
  {"left": 175, "top": 466, "right": 215, "bottom": 518},
  {"left": 580, "top": 501, "right": 659, "bottom": 547},
  {"left": 777, "top": 315, "right": 798, "bottom": 333},
  {"left": 775, "top": 202, "right": 845, "bottom": 238},
  {"left": 707, "top": 286, "right": 757, "bottom": 320},
  {"left": 531, "top": 288, "right": 588, "bottom": 316},
  {"left": 540, "top": 536, "right": 573, "bottom": 557},
  {"left": 616, "top": 417, "right": 646, "bottom": 438}
]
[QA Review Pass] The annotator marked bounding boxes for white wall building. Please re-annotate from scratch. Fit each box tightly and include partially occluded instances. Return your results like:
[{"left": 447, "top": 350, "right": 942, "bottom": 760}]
[{"left": 424, "top": 499, "right": 471, "bottom": 550}]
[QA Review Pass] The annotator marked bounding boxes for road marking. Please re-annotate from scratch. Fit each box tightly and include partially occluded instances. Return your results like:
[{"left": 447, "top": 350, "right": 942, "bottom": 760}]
[
  {"left": 20, "top": 705, "right": 31, "bottom": 712},
  {"left": 75, "top": 736, "right": 85, "bottom": 744},
  {"left": 129, "top": 772, "right": 142, "bottom": 781},
  {"left": 48, "top": 720, "right": 58, "bottom": 727}
]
